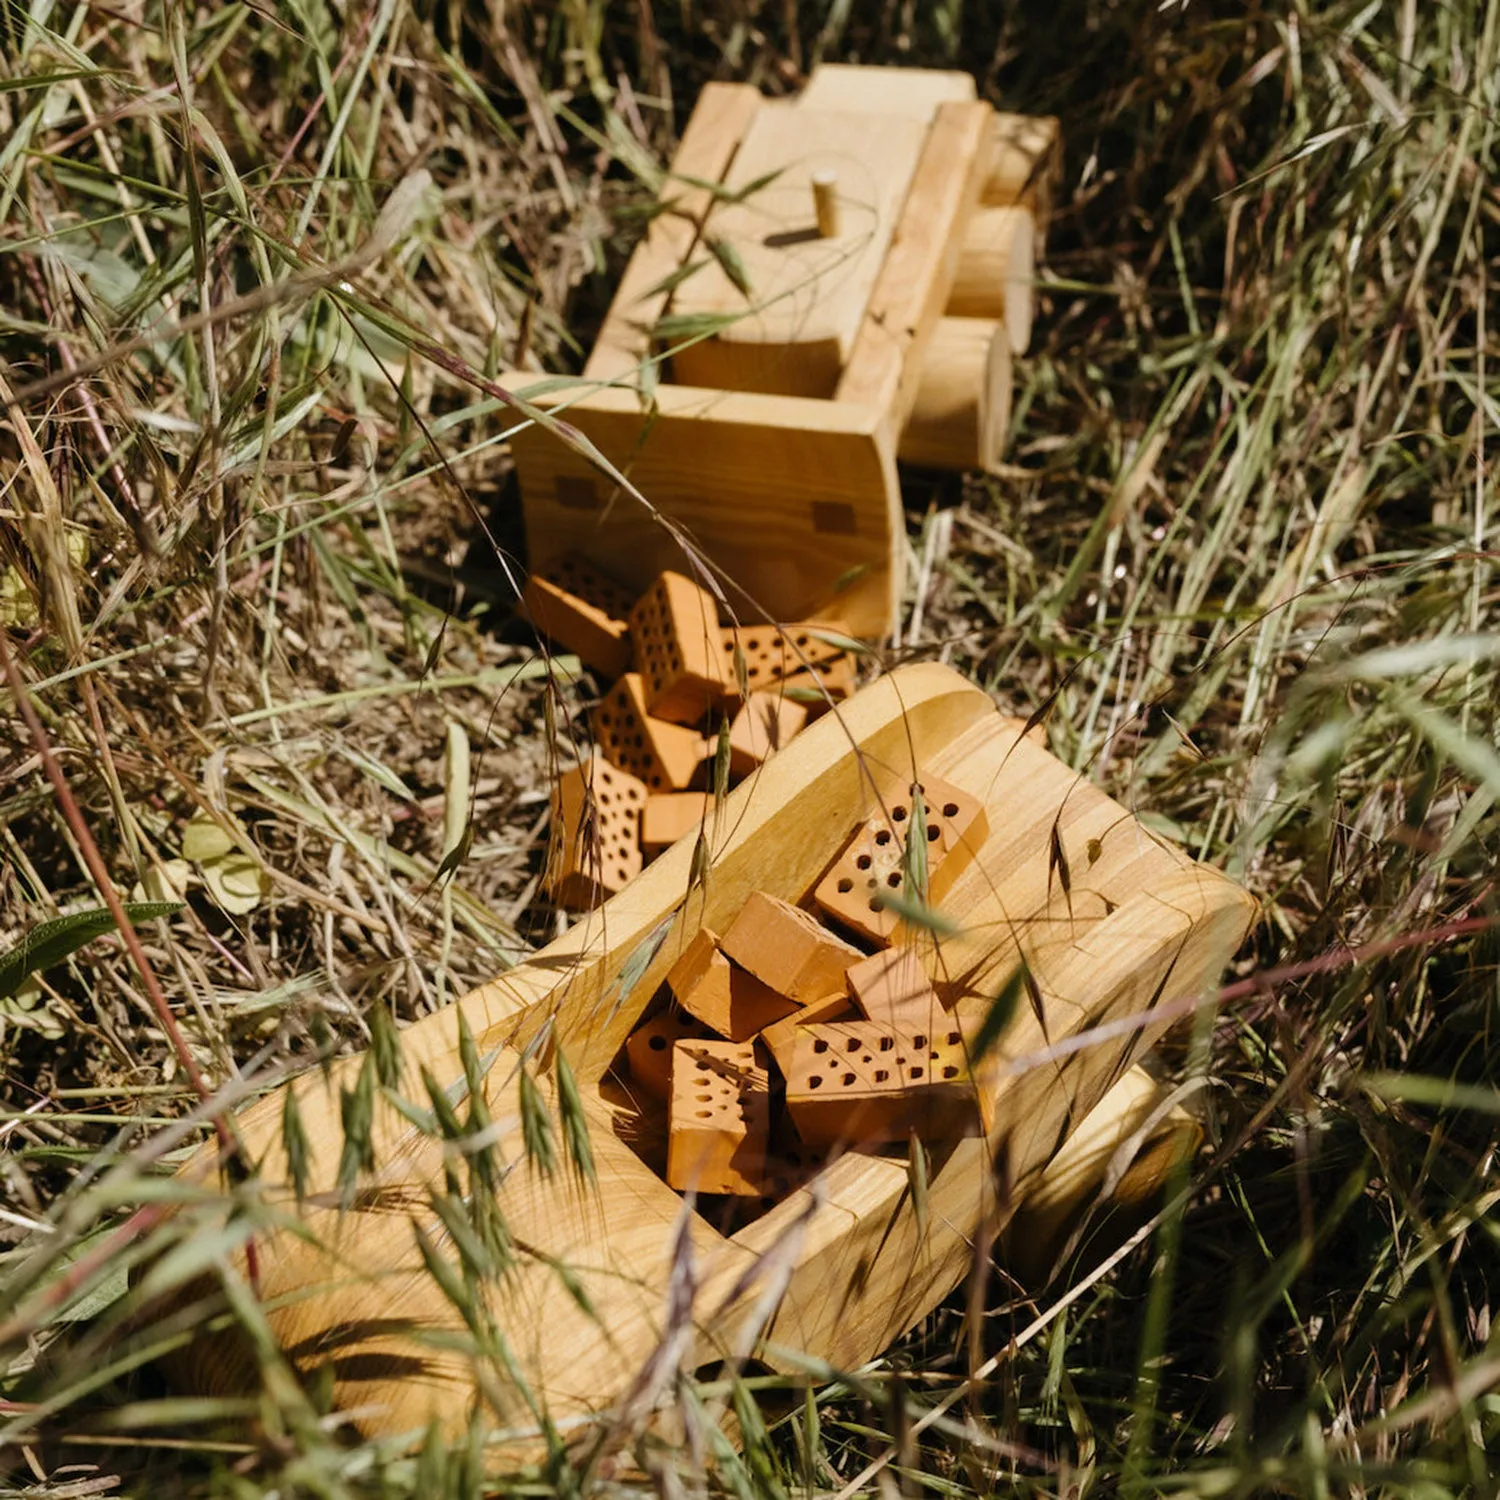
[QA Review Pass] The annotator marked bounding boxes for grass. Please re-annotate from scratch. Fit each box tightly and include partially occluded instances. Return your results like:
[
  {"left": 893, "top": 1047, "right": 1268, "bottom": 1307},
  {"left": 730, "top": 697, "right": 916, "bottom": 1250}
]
[{"left": 2, "top": 0, "right": 1498, "bottom": 1493}]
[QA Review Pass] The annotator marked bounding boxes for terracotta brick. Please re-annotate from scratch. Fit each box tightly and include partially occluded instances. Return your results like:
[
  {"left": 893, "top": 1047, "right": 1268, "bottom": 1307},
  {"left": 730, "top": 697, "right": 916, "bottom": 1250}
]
[
  {"left": 780, "top": 653, "right": 857, "bottom": 721},
  {"left": 640, "top": 792, "right": 713, "bottom": 855},
  {"left": 720, "top": 891, "right": 864, "bottom": 1004},
  {"left": 728, "top": 691, "right": 809, "bottom": 777},
  {"left": 719, "top": 620, "right": 849, "bottom": 693},
  {"left": 522, "top": 554, "right": 634, "bottom": 680},
  {"left": 783, "top": 1020, "right": 978, "bottom": 1148},
  {"left": 667, "top": 928, "right": 801, "bottom": 1042},
  {"left": 813, "top": 773, "right": 988, "bottom": 944},
  {"left": 667, "top": 1039, "right": 772, "bottom": 1196},
  {"left": 545, "top": 756, "right": 646, "bottom": 910},
  {"left": 594, "top": 673, "right": 711, "bottom": 792},
  {"left": 630, "top": 571, "right": 737, "bottom": 724},
  {"left": 758, "top": 988, "right": 856, "bottom": 1078},
  {"left": 845, "top": 948, "right": 945, "bottom": 1032},
  {"left": 623, "top": 1005, "right": 710, "bottom": 1102}
]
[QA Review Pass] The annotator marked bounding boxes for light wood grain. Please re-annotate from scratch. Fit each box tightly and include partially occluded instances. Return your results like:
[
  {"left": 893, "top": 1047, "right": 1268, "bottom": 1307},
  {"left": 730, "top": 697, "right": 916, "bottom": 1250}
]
[
  {"left": 899, "top": 314, "right": 1012, "bottom": 473},
  {"left": 835, "top": 101, "right": 993, "bottom": 436},
  {"left": 506, "top": 375, "right": 903, "bottom": 636},
  {"left": 584, "top": 83, "right": 763, "bottom": 384},
  {"left": 798, "top": 63, "right": 976, "bottom": 117},
  {"left": 947, "top": 204, "right": 1036, "bottom": 353},
  {"left": 671, "top": 104, "right": 928, "bottom": 397},
  {"left": 161, "top": 664, "right": 1252, "bottom": 1465}
]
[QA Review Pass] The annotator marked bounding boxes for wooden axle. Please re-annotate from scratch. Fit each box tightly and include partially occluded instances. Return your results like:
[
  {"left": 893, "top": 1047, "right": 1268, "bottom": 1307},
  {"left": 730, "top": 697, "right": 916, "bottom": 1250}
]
[
  {"left": 948, "top": 204, "right": 1035, "bottom": 354},
  {"left": 899, "top": 315, "right": 1012, "bottom": 473}
]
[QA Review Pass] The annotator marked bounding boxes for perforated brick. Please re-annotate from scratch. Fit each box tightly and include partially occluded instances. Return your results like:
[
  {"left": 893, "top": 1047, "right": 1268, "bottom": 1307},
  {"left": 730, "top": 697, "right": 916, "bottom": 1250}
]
[
  {"left": 758, "top": 988, "right": 856, "bottom": 1079},
  {"left": 845, "top": 948, "right": 945, "bottom": 1032},
  {"left": 728, "top": 691, "right": 809, "bottom": 777},
  {"left": 641, "top": 792, "right": 713, "bottom": 855},
  {"left": 594, "top": 673, "right": 711, "bottom": 792},
  {"left": 667, "top": 1039, "right": 772, "bottom": 1196},
  {"left": 813, "top": 774, "right": 988, "bottom": 944},
  {"left": 545, "top": 756, "right": 646, "bottom": 910},
  {"left": 667, "top": 928, "right": 801, "bottom": 1042},
  {"left": 719, "top": 620, "right": 849, "bottom": 692},
  {"left": 624, "top": 1005, "right": 710, "bottom": 1102},
  {"left": 522, "top": 554, "right": 634, "bottom": 680},
  {"left": 782, "top": 1020, "right": 978, "bottom": 1148},
  {"left": 720, "top": 890, "right": 864, "bottom": 1004},
  {"left": 629, "top": 571, "right": 736, "bottom": 725},
  {"left": 780, "top": 653, "right": 856, "bottom": 721}
]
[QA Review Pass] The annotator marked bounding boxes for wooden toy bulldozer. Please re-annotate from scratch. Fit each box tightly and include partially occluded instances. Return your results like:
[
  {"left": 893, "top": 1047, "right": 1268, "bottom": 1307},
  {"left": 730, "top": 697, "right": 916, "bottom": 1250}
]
[{"left": 503, "top": 63, "right": 1058, "bottom": 640}]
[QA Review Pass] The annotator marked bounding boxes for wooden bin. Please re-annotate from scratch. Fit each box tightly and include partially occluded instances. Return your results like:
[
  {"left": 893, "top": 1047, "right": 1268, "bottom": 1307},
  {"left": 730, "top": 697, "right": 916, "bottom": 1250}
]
[{"left": 164, "top": 663, "right": 1253, "bottom": 1465}]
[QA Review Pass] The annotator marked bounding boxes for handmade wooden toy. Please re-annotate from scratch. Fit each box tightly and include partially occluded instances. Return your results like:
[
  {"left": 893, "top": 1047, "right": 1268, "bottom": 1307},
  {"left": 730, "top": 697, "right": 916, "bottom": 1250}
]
[
  {"left": 164, "top": 663, "right": 1252, "bottom": 1467},
  {"left": 501, "top": 66, "right": 1061, "bottom": 638}
]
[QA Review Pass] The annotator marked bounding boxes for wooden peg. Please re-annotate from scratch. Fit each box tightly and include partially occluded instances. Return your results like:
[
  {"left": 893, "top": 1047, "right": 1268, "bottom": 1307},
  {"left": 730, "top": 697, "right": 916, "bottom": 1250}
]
[
  {"left": 545, "top": 756, "right": 646, "bottom": 910},
  {"left": 667, "top": 929, "right": 800, "bottom": 1043},
  {"left": 667, "top": 1039, "right": 773, "bottom": 1196},
  {"left": 811, "top": 169, "right": 840, "bottom": 237},
  {"left": 594, "top": 673, "right": 711, "bottom": 793},
  {"left": 782, "top": 1019, "right": 978, "bottom": 1149},
  {"left": 521, "top": 553, "right": 635, "bottom": 680},
  {"left": 629, "top": 571, "right": 737, "bottom": 725},
  {"left": 813, "top": 773, "right": 988, "bottom": 945},
  {"left": 720, "top": 890, "right": 864, "bottom": 1004}
]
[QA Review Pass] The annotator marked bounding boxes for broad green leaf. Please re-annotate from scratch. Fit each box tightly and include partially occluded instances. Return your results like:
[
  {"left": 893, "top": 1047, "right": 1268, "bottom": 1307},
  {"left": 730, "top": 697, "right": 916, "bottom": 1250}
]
[
  {"left": 181, "top": 815, "right": 236, "bottom": 863},
  {"left": 0, "top": 902, "right": 183, "bottom": 999},
  {"left": 201, "top": 852, "right": 270, "bottom": 915}
]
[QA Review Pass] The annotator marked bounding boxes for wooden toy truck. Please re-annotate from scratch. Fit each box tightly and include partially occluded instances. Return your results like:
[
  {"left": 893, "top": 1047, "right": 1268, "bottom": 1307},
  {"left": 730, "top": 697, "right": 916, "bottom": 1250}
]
[
  {"left": 165, "top": 664, "right": 1252, "bottom": 1465},
  {"left": 502, "top": 65, "right": 1059, "bottom": 639}
]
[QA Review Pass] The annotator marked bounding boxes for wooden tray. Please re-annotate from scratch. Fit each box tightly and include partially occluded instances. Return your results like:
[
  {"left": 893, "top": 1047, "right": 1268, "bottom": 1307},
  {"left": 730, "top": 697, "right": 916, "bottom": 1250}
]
[{"left": 166, "top": 664, "right": 1253, "bottom": 1462}]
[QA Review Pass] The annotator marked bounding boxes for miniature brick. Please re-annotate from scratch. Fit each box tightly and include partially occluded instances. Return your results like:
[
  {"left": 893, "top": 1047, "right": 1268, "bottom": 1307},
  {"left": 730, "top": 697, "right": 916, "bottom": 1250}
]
[
  {"left": 594, "top": 673, "right": 711, "bottom": 792},
  {"left": 545, "top": 756, "right": 646, "bottom": 910},
  {"left": 758, "top": 988, "right": 856, "bottom": 1079},
  {"left": 641, "top": 792, "right": 713, "bottom": 855},
  {"left": 667, "top": 928, "right": 801, "bottom": 1042},
  {"left": 782, "top": 1020, "right": 978, "bottom": 1149},
  {"left": 727, "top": 691, "right": 809, "bottom": 777},
  {"left": 630, "top": 571, "right": 737, "bottom": 725},
  {"left": 667, "top": 1039, "right": 772, "bottom": 1196},
  {"left": 813, "top": 773, "right": 988, "bottom": 945},
  {"left": 845, "top": 948, "right": 945, "bottom": 1032},
  {"left": 719, "top": 620, "right": 849, "bottom": 693},
  {"left": 522, "top": 554, "right": 634, "bottom": 680},
  {"left": 720, "top": 890, "right": 864, "bottom": 1004},
  {"left": 779, "top": 653, "right": 856, "bottom": 720},
  {"left": 624, "top": 1005, "right": 710, "bottom": 1102}
]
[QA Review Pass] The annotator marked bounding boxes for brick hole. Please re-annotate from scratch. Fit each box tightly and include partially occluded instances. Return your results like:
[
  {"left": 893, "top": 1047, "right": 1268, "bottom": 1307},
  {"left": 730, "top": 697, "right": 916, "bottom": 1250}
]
[
  {"left": 812, "top": 1039, "right": 829, "bottom": 1054},
  {"left": 648, "top": 1035, "right": 667, "bottom": 1051},
  {"left": 695, "top": 1109, "right": 713, "bottom": 1120},
  {"left": 808, "top": 1075, "right": 823, "bottom": 1089},
  {"left": 837, "top": 877, "right": 853, "bottom": 893},
  {"left": 875, "top": 830, "right": 892, "bottom": 847},
  {"left": 878, "top": 1036, "right": 894, "bottom": 1051},
  {"left": 855, "top": 854, "right": 873, "bottom": 870},
  {"left": 826, "top": 1058, "right": 838, "bottom": 1070},
  {"left": 885, "top": 872, "right": 901, "bottom": 888},
  {"left": 947, "top": 1031, "right": 962, "bottom": 1046},
  {"left": 841, "top": 1072, "right": 856, "bottom": 1086},
  {"left": 913, "top": 1035, "right": 928, "bottom": 1049},
  {"left": 860, "top": 1053, "right": 872, "bottom": 1064},
  {"left": 943, "top": 802, "right": 959, "bottom": 817},
  {"left": 844, "top": 1037, "right": 860, "bottom": 1052},
  {"left": 893, "top": 807, "right": 907, "bottom": 823},
  {"left": 873, "top": 1069, "right": 889, "bottom": 1083},
  {"left": 910, "top": 1066, "right": 924, "bottom": 1079},
  {"left": 942, "top": 1065, "right": 960, "bottom": 1079}
]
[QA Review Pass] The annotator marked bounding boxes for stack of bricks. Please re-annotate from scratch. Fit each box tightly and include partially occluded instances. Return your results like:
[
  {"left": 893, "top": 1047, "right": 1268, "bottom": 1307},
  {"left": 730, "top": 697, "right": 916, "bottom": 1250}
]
[
  {"left": 526, "top": 554, "right": 858, "bottom": 909},
  {"left": 608, "top": 773, "right": 992, "bottom": 1199}
]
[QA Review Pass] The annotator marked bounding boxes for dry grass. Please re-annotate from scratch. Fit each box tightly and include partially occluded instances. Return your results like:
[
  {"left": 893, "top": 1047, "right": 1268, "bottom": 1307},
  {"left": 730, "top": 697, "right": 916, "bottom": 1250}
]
[{"left": 2, "top": 0, "right": 1498, "bottom": 1494}]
